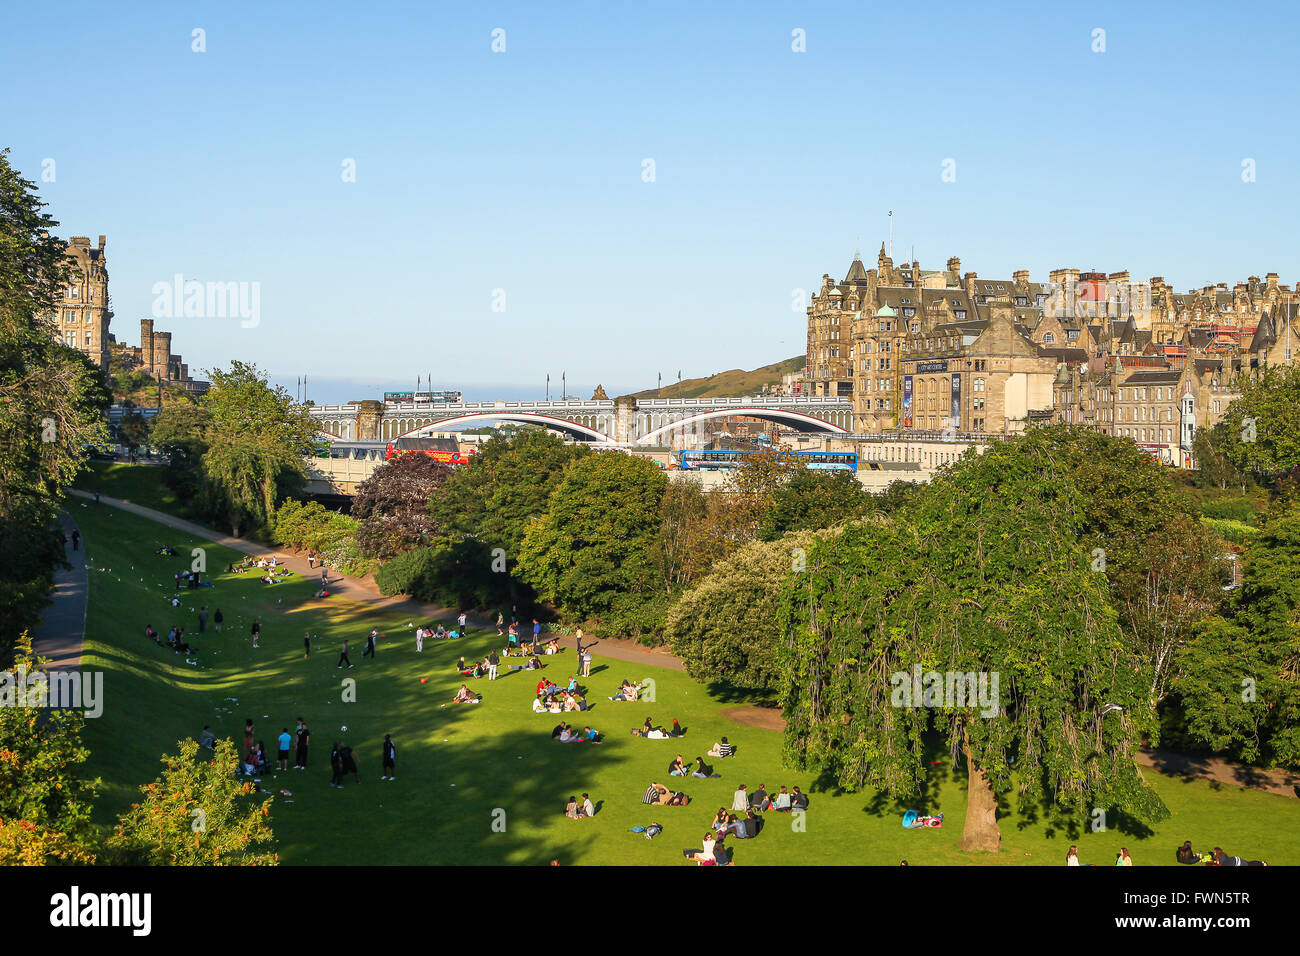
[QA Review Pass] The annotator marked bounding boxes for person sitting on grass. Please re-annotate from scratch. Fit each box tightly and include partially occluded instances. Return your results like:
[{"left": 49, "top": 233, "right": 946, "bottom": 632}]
[
  {"left": 197, "top": 725, "right": 216, "bottom": 749},
  {"left": 693, "top": 757, "right": 720, "bottom": 779},
  {"left": 669, "top": 754, "right": 688, "bottom": 777},
  {"left": 525, "top": 655, "right": 542, "bottom": 671},
  {"left": 730, "top": 810, "right": 762, "bottom": 839},
  {"left": 772, "top": 786, "right": 792, "bottom": 811},
  {"left": 710, "top": 808, "right": 730, "bottom": 831},
  {"left": 551, "top": 721, "right": 569, "bottom": 739},
  {"left": 707, "top": 737, "right": 734, "bottom": 758},
  {"left": 686, "top": 832, "right": 718, "bottom": 864},
  {"left": 1176, "top": 841, "right": 1215, "bottom": 865},
  {"left": 531, "top": 697, "right": 547, "bottom": 714},
  {"left": 145, "top": 624, "right": 159, "bottom": 644},
  {"left": 749, "top": 784, "right": 770, "bottom": 812},
  {"left": 580, "top": 726, "right": 602, "bottom": 744},
  {"left": 545, "top": 639, "right": 560, "bottom": 655},
  {"left": 643, "top": 782, "right": 690, "bottom": 806},
  {"left": 609, "top": 679, "right": 640, "bottom": 702},
  {"left": 790, "top": 786, "right": 809, "bottom": 812},
  {"left": 452, "top": 684, "right": 480, "bottom": 704},
  {"left": 565, "top": 795, "right": 583, "bottom": 819}
]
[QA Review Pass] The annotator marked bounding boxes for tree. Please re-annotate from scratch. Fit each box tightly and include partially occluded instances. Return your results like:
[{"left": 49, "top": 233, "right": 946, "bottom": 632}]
[
  {"left": 198, "top": 362, "right": 316, "bottom": 535},
  {"left": 0, "top": 149, "right": 110, "bottom": 659},
  {"left": 779, "top": 429, "right": 1168, "bottom": 854},
  {"left": 652, "top": 476, "right": 708, "bottom": 592},
  {"left": 1176, "top": 498, "right": 1300, "bottom": 769},
  {"left": 516, "top": 451, "right": 666, "bottom": 622},
  {"left": 759, "top": 467, "right": 871, "bottom": 540},
  {"left": 1215, "top": 364, "right": 1300, "bottom": 489},
  {"left": 109, "top": 738, "right": 277, "bottom": 865},
  {"left": 353, "top": 453, "right": 450, "bottom": 558},
  {"left": 117, "top": 404, "right": 149, "bottom": 460},
  {"left": 0, "top": 637, "right": 98, "bottom": 845},
  {"left": 1193, "top": 422, "right": 1249, "bottom": 492},
  {"left": 666, "top": 530, "right": 818, "bottom": 693},
  {"left": 429, "top": 430, "right": 589, "bottom": 556}
]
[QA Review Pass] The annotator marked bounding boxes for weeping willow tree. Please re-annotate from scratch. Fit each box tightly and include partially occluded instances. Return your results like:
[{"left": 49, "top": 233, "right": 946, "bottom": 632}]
[{"left": 778, "top": 429, "right": 1169, "bottom": 852}]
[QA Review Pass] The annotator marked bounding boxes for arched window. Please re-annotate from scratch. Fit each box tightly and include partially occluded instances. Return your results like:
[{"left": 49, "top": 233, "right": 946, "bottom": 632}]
[{"left": 1043, "top": 332, "right": 1055, "bottom": 344}]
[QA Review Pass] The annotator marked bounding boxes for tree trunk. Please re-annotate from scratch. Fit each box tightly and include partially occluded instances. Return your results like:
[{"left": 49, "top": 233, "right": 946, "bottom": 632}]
[{"left": 960, "top": 733, "right": 1001, "bottom": 853}]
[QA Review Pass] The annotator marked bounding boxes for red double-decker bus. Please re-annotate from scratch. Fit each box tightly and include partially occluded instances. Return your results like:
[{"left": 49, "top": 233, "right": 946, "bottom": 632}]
[{"left": 385, "top": 437, "right": 477, "bottom": 465}]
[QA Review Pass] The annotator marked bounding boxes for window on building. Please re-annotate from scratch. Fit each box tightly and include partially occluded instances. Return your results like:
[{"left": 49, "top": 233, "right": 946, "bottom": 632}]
[
  {"left": 1043, "top": 332, "right": 1055, "bottom": 344},
  {"left": 973, "top": 378, "right": 985, "bottom": 392},
  {"left": 954, "top": 310, "right": 966, "bottom": 319}
]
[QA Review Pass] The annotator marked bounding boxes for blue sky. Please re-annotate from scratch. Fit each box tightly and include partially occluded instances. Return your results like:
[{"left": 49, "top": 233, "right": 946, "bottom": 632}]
[{"left": 6, "top": 0, "right": 1298, "bottom": 402}]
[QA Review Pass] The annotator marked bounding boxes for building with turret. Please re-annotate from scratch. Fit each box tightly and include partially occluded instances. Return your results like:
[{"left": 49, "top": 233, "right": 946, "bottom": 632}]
[{"left": 52, "top": 235, "right": 112, "bottom": 370}]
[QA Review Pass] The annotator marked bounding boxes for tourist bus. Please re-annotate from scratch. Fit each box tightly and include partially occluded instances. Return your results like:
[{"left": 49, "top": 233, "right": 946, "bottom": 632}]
[
  {"left": 678, "top": 449, "right": 857, "bottom": 473},
  {"left": 385, "top": 437, "right": 477, "bottom": 465},
  {"left": 383, "top": 389, "right": 463, "bottom": 404}
]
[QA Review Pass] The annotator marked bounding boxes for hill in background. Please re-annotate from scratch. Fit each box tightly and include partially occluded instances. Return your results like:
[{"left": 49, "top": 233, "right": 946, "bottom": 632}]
[{"left": 621, "top": 355, "right": 804, "bottom": 400}]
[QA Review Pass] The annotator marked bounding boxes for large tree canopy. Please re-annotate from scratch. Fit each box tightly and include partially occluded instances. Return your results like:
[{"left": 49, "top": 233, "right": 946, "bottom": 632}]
[
  {"left": 0, "top": 149, "right": 109, "bottom": 658},
  {"left": 779, "top": 427, "right": 1169, "bottom": 853},
  {"left": 1176, "top": 498, "right": 1300, "bottom": 769},
  {"left": 516, "top": 451, "right": 666, "bottom": 622}
]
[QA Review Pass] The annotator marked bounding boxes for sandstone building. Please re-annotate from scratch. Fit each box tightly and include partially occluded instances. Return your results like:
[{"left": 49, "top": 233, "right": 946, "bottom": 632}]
[{"left": 53, "top": 235, "right": 112, "bottom": 370}]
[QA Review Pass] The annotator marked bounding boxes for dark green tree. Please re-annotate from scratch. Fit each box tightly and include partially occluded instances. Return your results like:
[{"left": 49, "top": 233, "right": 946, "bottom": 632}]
[
  {"left": 780, "top": 429, "right": 1168, "bottom": 853},
  {"left": 516, "top": 451, "right": 666, "bottom": 622}
]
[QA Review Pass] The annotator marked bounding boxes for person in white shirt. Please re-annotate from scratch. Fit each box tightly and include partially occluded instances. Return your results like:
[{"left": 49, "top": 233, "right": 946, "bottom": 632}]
[
  {"left": 1067, "top": 846, "right": 1080, "bottom": 866},
  {"left": 731, "top": 785, "right": 749, "bottom": 813}
]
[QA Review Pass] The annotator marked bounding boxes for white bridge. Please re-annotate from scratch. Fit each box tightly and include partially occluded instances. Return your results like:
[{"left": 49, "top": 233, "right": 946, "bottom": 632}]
[{"left": 309, "top": 395, "right": 853, "bottom": 446}]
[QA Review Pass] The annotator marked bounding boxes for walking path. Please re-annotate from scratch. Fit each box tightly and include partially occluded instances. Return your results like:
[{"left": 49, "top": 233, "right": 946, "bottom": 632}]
[
  {"left": 54, "top": 489, "right": 1295, "bottom": 799},
  {"left": 63, "top": 489, "right": 682, "bottom": 673},
  {"left": 31, "top": 512, "right": 88, "bottom": 670}
]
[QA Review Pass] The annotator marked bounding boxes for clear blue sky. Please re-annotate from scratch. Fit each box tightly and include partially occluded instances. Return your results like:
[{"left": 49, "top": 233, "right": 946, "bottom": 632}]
[{"left": 7, "top": 0, "right": 1298, "bottom": 402}]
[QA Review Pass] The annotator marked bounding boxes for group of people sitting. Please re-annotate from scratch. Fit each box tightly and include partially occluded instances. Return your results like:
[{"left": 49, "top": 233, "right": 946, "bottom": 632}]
[
  {"left": 1176, "top": 841, "right": 1267, "bottom": 866},
  {"left": 608, "top": 679, "right": 645, "bottom": 702},
  {"left": 550, "top": 721, "right": 601, "bottom": 743},
  {"left": 451, "top": 684, "right": 481, "bottom": 704},
  {"left": 146, "top": 624, "right": 193, "bottom": 656},
  {"left": 419, "top": 623, "right": 462, "bottom": 643},
  {"left": 730, "top": 783, "right": 807, "bottom": 813},
  {"left": 173, "top": 568, "right": 208, "bottom": 589},
  {"left": 668, "top": 754, "right": 721, "bottom": 778},
  {"left": 533, "top": 676, "right": 589, "bottom": 712},
  {"left": 709, "top": 807, "right": 764, "bottom": 839},
  {"left": 563, "top": 794, "right": 597, "bottom": 819},
  {"left": 631, "top": 717, "right": 684, "bottom": 739}
]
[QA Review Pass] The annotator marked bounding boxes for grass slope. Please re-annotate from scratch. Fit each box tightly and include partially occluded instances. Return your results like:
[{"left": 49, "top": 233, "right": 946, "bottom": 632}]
[
  {"left": 71, "top": 500, "right": 1299, "bottom": 866},
  {"left": 623, "top": 356, "right": 805, "bottom": 401}
]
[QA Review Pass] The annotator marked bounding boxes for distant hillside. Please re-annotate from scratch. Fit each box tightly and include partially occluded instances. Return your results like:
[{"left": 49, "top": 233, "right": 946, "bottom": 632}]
[{"left": 622, "top": 356, "right": 805, "bottom": 400}]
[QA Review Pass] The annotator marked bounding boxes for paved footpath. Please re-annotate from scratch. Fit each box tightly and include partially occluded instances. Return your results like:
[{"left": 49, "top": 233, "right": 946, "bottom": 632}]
[
  {"left": 62, "top": 489, "right": 682, "bottom": 673},
  {"left": 31, "top": 512, "right": 88, "bottom": 670}
]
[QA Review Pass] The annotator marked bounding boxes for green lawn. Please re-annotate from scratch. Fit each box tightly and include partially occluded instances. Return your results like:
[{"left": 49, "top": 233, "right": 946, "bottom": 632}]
[
  {"left": 70, "top": 499, "right": 1300, "bottom": 865},
  {"left": 73, "top": 461, "right": 189, "bottom": 520}
]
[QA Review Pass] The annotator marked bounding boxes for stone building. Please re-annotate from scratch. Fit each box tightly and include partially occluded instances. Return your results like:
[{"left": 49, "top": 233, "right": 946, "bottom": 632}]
[
  {"left": 113, "top": 318, "right": 209, "bottom": 395},
  {"left": 52, "top": 235, "right": 112, "bottom": 370}
]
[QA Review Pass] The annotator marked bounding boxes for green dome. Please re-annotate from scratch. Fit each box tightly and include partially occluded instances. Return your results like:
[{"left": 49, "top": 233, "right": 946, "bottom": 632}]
[{"left": 875, "top": 304, "right": 898, "bottom": 317}]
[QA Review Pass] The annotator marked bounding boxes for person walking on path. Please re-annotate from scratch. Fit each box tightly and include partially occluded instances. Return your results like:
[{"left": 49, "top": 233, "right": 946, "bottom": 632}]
[
  {"left": 496, "top": 611, "right": 504, "bottom": 636},
  {"left": 363, "top": 629, "right": 377, "bottom": 659},
  {"left": 277, "top": 727, "right": 292, "bottom": 771},
  {"left": 295, "top": 719, "right": 310, "bottom": 769},
  {"left": 381, "top": 734, "right": 396, "bottom": 780},
  {"left": 337, "top": 639, "right": 353, "bottom": 669},
  {"left": 213, "top": 608, "right": 223, "bottom": 633},
  {"left": 70, "top": 529, "right": 80, "bottom": 551},
  {"left": 304, "top": 630, "right": 312, "bottom": 659},
  {"left": 457, "top": 612, "right": 468, "bottom": 637},
  {"left": 533, "top": 618, "right": 541, "bottom": 644},
  {"left": 198, "top": 606, "right": 208, "bottom": 633}
]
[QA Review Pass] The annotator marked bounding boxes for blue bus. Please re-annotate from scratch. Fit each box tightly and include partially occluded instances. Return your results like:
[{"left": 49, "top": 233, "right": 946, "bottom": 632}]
[{"left": 678, "top": 450, "right": 857, "bottom": 473}]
